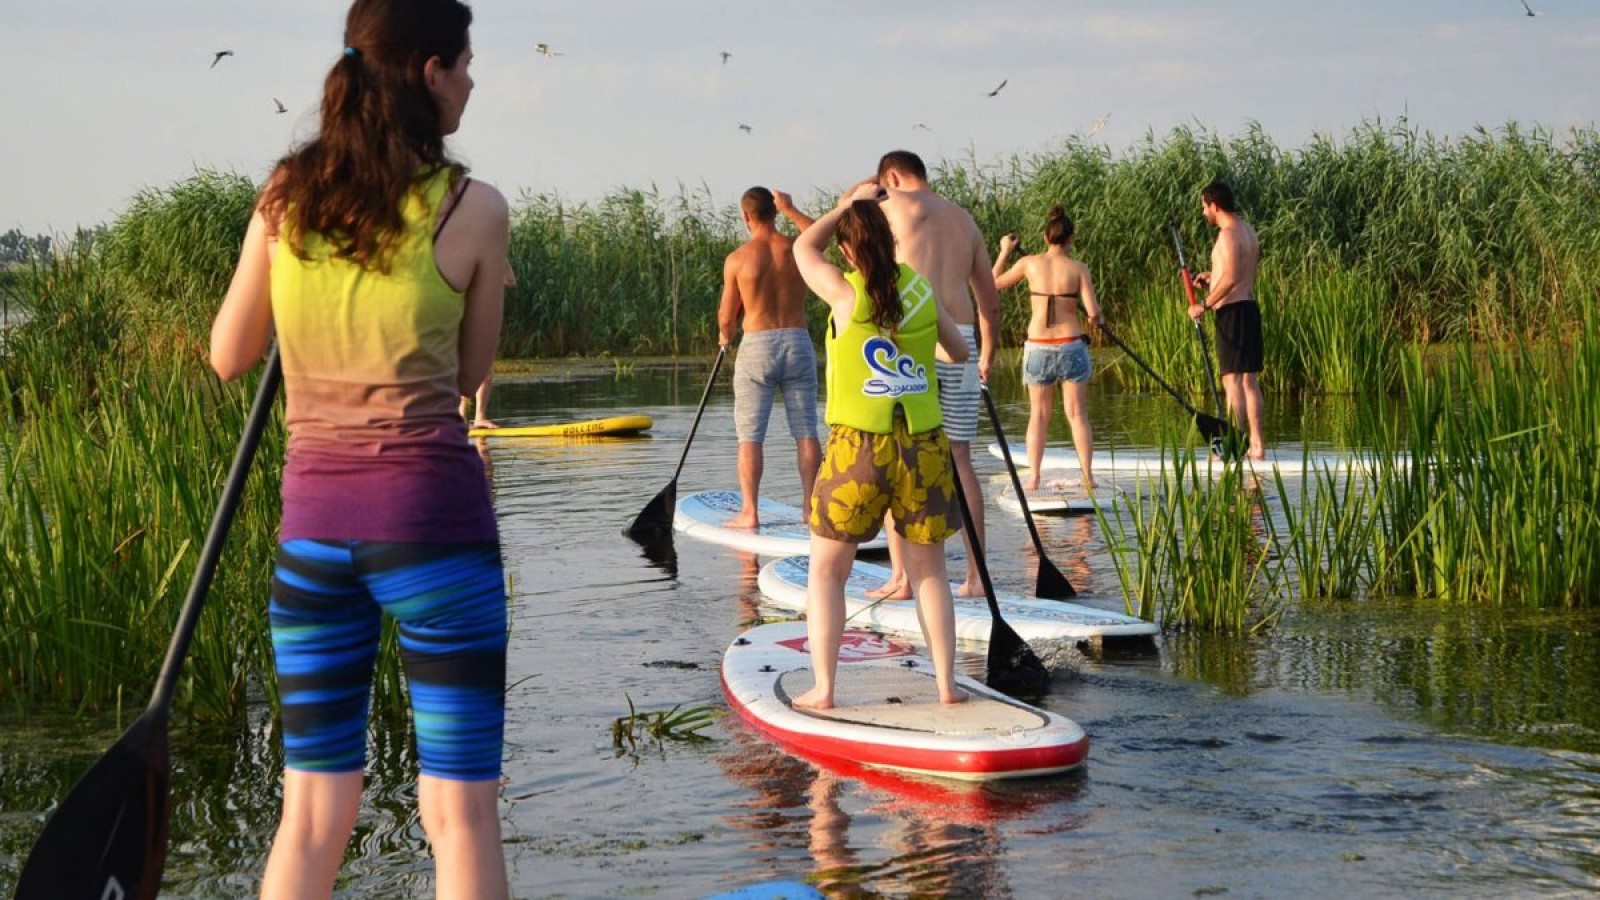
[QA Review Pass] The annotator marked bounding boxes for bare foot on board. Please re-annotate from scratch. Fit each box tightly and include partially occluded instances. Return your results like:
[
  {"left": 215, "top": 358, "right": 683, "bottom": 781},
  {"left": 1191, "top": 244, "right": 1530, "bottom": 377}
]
[
  {"left": 1023, "top": 474, "right": 1041, "bottom": 492},
  {"left": 790, "top": 686, "right": 834, "bottom": 710},
  {"left": 939, "top": 685, "right": 970, "bottom": 705},
  {"left": 955, "top": 578, "right": 982, "bottom": 598},
  {"left": 724, "top": 510, "right": 761, "bottom": 531},
  {"left": 865, "top": 580, "right": 910, "bottom": 600},
  {"left": 473, "top": 418, "right": 500, "bottom": 429}
]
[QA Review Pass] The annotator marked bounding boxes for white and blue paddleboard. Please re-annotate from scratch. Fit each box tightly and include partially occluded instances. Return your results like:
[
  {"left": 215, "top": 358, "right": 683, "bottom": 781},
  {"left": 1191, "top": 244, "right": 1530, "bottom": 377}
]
[
  {"left": 757, "top": 556, "right": 1157, "bottom": 645},
  {"left": 675, "top": 491, "right": 887, "bottom": 557},
  {"left": 722, "top": 621, "right": 1089, "bottom": 782},
  {"left": 987, "top": 441, "right": 1401, "bottom": 479},
  {"left": 992, "top": 475, "right": 1129, "bottom": 515}
]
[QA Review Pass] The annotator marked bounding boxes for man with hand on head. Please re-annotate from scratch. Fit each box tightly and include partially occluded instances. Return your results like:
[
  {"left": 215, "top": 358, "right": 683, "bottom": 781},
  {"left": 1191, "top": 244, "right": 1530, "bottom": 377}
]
[
  {"left": 717, "top": 187, "right": 821, "bottom": 529},
  {"left": 867, "top": 150, "right": 1001, "bottom": 600}
]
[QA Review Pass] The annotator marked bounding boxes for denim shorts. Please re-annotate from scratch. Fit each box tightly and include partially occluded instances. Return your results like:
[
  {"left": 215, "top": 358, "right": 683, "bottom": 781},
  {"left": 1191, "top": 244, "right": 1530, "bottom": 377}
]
[{"left": 1022, "top": 339, "right": 1092, "bottom": 386}]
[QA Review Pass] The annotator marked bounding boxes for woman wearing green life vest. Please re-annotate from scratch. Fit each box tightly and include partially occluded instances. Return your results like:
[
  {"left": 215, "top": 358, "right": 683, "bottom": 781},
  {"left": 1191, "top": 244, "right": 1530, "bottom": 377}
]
[{"left": 790, "top": 180, "right": 974, "bottom": 711}]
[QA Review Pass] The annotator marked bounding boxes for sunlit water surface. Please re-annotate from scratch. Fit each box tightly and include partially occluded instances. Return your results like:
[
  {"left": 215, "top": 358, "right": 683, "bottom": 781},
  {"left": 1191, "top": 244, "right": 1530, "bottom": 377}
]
[{"left": 3, "top": 358, "right": 1597, "bottom": 899}]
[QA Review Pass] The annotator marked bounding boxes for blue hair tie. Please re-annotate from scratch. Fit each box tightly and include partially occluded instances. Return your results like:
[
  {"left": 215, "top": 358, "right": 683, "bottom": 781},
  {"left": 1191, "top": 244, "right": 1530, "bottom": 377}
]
[{"left": 343, "top": 46, "right": 358, "bottom": 58}]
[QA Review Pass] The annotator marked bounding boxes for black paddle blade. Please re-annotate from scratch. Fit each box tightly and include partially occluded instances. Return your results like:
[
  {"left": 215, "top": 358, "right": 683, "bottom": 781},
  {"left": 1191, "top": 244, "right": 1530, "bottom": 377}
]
[
  {"left": 1034, "top": 558, "right": 1076, "bottom": 601},
  {"left": 1195, "top": 413, "right": 1249, "bottom": 461},
  {"left": 624, "top": 480, "right": 676, "bottom": 546},
  {"left": 15, "top": 711, "right": 171, "bottom": 900},
  {"left": 985, "top": 617, "right": 1051, "bottom": 699}
]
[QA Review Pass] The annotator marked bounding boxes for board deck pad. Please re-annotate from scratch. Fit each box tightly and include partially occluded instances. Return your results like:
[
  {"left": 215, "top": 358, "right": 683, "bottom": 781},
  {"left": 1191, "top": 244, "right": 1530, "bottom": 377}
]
[
  {"left": 723, "top": 622, "right": 1088, "bottom": 781},
  {"left": 992, "top": 476, "right": 1129, "bottom": 515},
  {"left": 758, "top": 556, "right": 1156, "bottom": 645},
  {"left": 778, "top": 668, "right": 1049, "bottom": 733},
  {"left": 676, "top": 490, "right": 887, "bottom": 556},
  {"left": 469, "top": 414, "right": 652, "bottom": 438}
]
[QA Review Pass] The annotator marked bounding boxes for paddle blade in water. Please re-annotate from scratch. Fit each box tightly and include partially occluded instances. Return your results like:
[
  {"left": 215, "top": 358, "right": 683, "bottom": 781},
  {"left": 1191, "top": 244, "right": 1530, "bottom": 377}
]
[
  {"left": 625, "top": 481, "right": 676, "bottom": 546},
  {"left": 15, "top": 711, "right": 171, "bottom": 900},
  {"left": 985, "top": 619, "right": 1051, "bottom": 699},
  {"left": 1035, "top": 558, "right": 1077, "bottom": 601}
]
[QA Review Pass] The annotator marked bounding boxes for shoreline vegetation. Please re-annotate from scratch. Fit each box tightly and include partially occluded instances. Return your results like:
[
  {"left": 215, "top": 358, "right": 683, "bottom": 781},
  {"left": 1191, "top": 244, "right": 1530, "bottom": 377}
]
[{"left": 2, "top": 120, "right": 1597, "bottom": 723}]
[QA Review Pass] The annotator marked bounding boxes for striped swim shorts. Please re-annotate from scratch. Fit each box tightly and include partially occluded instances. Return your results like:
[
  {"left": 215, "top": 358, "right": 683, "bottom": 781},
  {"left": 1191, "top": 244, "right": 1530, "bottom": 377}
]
[
  {"left": 934, "top": 324, "right": 979, "bottom": 443},
  {"left": 270, "top": 539, "right": 508, "bottom": 781}
]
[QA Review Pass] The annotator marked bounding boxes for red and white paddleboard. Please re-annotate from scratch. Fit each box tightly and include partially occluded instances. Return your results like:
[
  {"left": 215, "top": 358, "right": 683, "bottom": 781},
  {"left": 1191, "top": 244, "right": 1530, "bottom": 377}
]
[{"left": 721, "top": 622, "right": 1088, "bottom": 782}]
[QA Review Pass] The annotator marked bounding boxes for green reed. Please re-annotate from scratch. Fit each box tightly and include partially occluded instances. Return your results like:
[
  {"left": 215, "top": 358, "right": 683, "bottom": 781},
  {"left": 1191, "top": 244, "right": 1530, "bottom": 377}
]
[
  {"left": 0, "top": 246, "right": 414, "bottom": 723},
  {"left": 1097, "top": 445, "right": 1287, "bottom": 634},
  {"left": 1368, "top": 314, "right": 1600, "bottom": 606},
  {"left": 0, "top": 358, "right": 276, "bottom": 721},
  {"left": 101, "top": 170, "right": 256, "bottom": 359}
]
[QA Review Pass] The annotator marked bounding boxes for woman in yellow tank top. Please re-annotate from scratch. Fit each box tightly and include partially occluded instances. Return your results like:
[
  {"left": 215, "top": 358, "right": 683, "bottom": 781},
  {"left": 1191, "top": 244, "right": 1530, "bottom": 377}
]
[{"left": 209, "top": 1, "right": 512, "bottom": 897}]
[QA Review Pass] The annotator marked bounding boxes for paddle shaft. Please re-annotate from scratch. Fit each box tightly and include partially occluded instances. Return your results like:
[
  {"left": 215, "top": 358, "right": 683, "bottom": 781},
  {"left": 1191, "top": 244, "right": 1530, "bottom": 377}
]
[
  {"left": 1099, "top": 323, "right": 1210, "bottom": 421},
  {"left": 1169, "top": 221, "right": 1228, "bottom": 422},
  {"left": 947, "top": 448, "right": 1046, "bottom": 693},
  {"left": 977, "top": 384, "right": 1076, "bottom": 598},
  {"left": 668, "top": 346, "right": 727, "bottom": 485},
  {"left": 150, "top": 347, "right": 282, "bottom": 713}
]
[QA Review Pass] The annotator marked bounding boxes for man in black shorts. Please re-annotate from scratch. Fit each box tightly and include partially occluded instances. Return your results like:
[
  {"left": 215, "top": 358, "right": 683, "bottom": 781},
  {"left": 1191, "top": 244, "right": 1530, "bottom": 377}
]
[{"left": 1189, "top": 180, "right": 1265, "bottom": 459}]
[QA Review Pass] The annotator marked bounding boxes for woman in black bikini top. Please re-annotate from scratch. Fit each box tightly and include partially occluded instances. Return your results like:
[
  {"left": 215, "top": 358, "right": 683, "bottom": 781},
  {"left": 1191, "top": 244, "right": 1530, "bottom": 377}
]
[{"left": 991, "top": 206, "right": 1104, "bottom": 489}]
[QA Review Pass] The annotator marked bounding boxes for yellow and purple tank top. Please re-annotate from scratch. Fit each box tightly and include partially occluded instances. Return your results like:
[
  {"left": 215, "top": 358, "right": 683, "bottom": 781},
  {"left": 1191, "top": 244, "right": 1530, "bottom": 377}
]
[
  {"left": 269, "top": 166, "right": 497, "bottom": 543},
  {"left": 825, "top": 264, "right": 943, "bottom": 434}
]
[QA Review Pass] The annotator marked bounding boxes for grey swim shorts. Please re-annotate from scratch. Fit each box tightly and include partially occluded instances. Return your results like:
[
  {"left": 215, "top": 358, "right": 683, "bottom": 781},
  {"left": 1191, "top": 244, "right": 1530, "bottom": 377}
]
[{"left": 733, "top": 327, "right": 820, "bottom": 443}]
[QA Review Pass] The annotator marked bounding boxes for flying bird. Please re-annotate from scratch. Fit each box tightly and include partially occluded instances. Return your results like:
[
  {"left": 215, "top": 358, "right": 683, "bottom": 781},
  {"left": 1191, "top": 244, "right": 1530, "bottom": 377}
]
[
  {"left": 273, "top": 98, "right": 287, "bottom": 114},
  {"left": 1090, "top": 113, "right": 1111, "bottom": 136},
  {"left": 1518, "top": 0, "right": 1537, "bottom": 15},
  {"left": 986, "top": 78, "right": 1008, "bottom": 98},
  {"left": 721, "top": 51, "right": 732, "bottom": 65},
  {"left": 738, "top": 123, "right": 753, "bottom": 134},
  {"left": 535, "top": 43, "right": 562, "bottom": 59},
  {"left": 210, "top": 50, "right": 233, "bottom": 68},
  {"left": 913, "top": 123, "right": 932, "bottom": 132}
]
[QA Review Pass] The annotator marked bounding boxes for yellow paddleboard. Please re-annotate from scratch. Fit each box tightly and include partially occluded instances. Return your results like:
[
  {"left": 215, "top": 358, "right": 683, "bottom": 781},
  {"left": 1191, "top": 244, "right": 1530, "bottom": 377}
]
[{"left": 469, "top": 415, "right": 653, "bottom": 438}]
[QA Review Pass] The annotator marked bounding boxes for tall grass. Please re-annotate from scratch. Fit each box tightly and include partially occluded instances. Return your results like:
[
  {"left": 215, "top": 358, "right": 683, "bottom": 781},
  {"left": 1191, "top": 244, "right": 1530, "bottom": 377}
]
[
  {"left": 1096, "top": 448, "right": 1287, "bottom": 634},
  {"left": 0, "top": 226, "right": 408, "bottom": 723},
  {"left": 1368, "top": 315, "right": 1600, "bottom": 606}
]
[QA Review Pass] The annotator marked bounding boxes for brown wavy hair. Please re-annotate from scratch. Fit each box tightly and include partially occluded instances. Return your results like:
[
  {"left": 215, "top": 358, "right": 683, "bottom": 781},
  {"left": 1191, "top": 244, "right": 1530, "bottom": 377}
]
[
  {"left": 836, "top": 200, "right": 902, "bottom": 331},
  {"left": 1044, "top": 205, "right": 1075, "bottom": 246},
  {"left": 261, "top": 0, "right": 472, "bottom": 271}
]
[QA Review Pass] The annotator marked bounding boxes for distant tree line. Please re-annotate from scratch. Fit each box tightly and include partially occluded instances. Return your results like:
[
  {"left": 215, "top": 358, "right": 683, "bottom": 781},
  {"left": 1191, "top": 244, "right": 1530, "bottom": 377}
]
[{"left": 0, "top": 229, "right": 53, "bottom": 265}]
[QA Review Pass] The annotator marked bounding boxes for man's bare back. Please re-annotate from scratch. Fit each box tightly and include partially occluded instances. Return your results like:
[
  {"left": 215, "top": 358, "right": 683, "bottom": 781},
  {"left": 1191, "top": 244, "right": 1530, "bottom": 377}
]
[
  {"left": 722, "top": 232, "right": 809, "bottom": 334},
  {"left": 1206, "top": 218, "right": 1260, "bottom": 309},
  {"left": 880, "top": 189, "right": 985, "bottom": 330}
]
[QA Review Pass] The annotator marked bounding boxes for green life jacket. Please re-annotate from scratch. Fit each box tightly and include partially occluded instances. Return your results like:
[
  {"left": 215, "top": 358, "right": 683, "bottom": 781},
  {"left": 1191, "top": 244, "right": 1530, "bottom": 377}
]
[{"left": 824, "top": 264, "right": 944, "bottom": 433}]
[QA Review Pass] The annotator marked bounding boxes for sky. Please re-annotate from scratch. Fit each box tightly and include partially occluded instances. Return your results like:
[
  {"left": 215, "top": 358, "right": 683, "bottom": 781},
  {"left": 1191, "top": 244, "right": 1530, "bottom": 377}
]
[{"left": 2, "top": 0, "right": 1596, "bottom": 236}]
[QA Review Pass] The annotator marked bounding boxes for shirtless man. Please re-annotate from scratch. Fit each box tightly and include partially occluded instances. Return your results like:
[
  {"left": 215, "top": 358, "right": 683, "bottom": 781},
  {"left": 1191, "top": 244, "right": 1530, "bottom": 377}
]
[
  {"left": 718, "top": 187, "right": 821, "bottom": 529},
  {"left": 1189, "top": 180, "right": 1265, "bottom": 459},
  {"left": 869, "top": 150, "right": 1002, "bottom": 598}
]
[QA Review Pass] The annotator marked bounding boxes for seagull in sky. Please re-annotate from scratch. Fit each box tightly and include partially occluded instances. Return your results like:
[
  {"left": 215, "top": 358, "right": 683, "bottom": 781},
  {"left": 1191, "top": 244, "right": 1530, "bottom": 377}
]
[
  {"left": 986, "top": 78, "right": 1008, "bottom": 98},
  {"left": 210, "top": 50, "right": 233, "bottom": 68},
  {"left": 721, "top": 51, "right": 732, "bottom": 65},
  {"left": 1090, "top": 113, "right": 1111, "bottom": 135},
  {"left": 738, "top": 123, "right": 753, "bottom": 134},
  {"left": 913, "top": 123, "right": 932, "bottom": 132},
  {"left": 274, "top": 98, "right": 287, "bottom": 114},
  {"left": 535, "top": 43, "right": 562, "bottom": 59},
  {"left": 1517, "top": 0, "right": 1537, "bottom": 15}
]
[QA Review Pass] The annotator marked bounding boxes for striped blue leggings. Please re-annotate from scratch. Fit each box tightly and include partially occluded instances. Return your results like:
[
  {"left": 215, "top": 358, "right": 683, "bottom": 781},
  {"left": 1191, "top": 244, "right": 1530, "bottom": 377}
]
[{"left": 270, "top": 539, "right": 508, "bottom": 781}]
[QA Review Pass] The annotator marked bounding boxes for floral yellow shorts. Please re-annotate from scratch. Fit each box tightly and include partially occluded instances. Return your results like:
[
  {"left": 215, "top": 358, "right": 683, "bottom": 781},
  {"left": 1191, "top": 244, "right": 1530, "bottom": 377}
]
[{"left": 808, "top": 417, "right": 960, "bottom": 545}]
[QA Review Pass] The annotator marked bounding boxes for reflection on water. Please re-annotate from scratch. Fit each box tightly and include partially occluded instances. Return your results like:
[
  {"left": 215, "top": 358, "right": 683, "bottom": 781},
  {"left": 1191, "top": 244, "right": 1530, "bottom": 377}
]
[{"left": 2, "top": 358, "right": 1598, "bottom": 897}]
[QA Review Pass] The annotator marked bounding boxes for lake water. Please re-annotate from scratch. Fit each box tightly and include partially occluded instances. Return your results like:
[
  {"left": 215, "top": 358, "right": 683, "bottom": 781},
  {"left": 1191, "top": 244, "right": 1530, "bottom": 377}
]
[{"left": 3, "top": 358, "right": 1598, "bottom": 898}]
